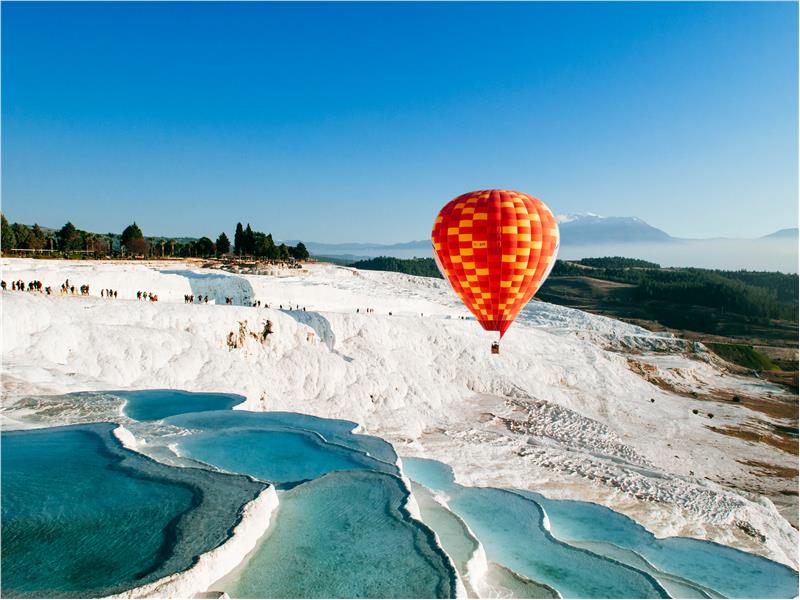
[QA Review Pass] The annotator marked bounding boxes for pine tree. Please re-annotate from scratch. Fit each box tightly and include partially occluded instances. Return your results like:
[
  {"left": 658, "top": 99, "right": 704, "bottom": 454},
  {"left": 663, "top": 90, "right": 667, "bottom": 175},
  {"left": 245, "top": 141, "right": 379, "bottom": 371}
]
[
  {"left": 11, "top": 223, "right": 31, "bottom": 248},
  {"left": 121, "top": 222, "right": 144, "bottom": 248},
  {"left": 216, "top": 232, "right": 231, "bottom": 255},
  {"left": 234, "top": 223, "right": 244, "bottom": 255},
  {"left": 58, "top": 222, "right": 80, "bottom": 251},
  {"left": 244, "top": 224, "right": 255, "bottom": 255},
  {"left": 265, "top": 233, "right": 277, "bottom": 259},
  {"left": 293, "top": 242, "right": 309, "bottom": 260},
  {"left": 1, "top": 214, "right": 17, "bottom": 252},
  {"left": 121, "top": 222, "right": 147, "bottom": 255}
]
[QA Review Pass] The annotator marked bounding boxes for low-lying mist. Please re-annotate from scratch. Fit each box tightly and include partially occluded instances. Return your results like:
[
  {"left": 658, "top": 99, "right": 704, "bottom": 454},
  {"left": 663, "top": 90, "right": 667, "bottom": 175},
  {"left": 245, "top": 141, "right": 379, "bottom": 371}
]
[{"left": 558, "top": 239, "right": 798, "bottom": 273}]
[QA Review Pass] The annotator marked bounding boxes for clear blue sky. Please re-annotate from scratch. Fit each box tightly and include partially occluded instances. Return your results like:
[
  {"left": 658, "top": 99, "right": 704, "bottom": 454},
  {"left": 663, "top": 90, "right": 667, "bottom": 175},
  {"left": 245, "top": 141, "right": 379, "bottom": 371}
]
[{"left": 2, "top": 1, "right": 797, "bottom": 243}]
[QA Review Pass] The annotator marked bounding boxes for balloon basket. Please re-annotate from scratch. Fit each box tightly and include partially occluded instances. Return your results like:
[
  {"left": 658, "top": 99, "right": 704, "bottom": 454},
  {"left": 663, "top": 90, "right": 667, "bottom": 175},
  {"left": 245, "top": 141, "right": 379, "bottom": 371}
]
[{"left": 491, "top": 341, "right": 500, "bottom": 355}]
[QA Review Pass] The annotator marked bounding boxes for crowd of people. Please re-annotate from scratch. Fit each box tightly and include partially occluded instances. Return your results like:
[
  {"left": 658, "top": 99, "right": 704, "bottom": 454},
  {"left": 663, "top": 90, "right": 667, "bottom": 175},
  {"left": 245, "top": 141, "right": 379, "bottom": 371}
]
[
  {"left": 101, "top": 289, "right": 118, "bottom": 298},
  {"left": 184, "top": 294, "right": 209, "bottom": 304},
  {"left": 137, "top": 291, "right": 159, "bottom": 302}
]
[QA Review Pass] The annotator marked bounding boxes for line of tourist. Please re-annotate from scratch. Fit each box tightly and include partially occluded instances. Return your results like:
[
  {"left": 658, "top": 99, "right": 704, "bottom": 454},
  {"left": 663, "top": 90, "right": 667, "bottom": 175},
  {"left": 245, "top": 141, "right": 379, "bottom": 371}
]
[
  {"left": 1, "top": 280, "right": 461, "bottom": 322},
  {"left": 2, "top": 279, "right": 53, "bottom": 294},
  {"left": 3, "top": 279, "right": 44, "bottom": 292}
]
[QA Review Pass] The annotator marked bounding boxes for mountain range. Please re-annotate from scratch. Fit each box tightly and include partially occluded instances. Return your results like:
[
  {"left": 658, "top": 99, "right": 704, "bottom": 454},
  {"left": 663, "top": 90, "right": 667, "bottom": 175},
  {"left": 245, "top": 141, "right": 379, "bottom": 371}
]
[{"left": 296, "top": 216, "right": 797, "bottom": 261}]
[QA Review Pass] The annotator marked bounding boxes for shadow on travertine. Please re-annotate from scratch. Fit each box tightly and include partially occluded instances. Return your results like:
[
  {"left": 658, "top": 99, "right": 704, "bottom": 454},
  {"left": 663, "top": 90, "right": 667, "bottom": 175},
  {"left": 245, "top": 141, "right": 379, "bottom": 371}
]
[
  {"left": 283, "top": 310, "right": 354, "bottom": 362},
  {"left": 161, "top": 269, "right": 255, "bottom": 306}
]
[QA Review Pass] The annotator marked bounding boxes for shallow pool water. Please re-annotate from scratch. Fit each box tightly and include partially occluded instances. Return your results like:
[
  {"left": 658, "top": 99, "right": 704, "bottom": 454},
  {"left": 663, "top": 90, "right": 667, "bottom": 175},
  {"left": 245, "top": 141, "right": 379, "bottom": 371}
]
[
  {"left": 177, "top": 428, "right": 387, "bottom": 485},
  {"left": 6, "top": 388, "right": 797, "bottom": 600},
  {"left": 221, "top": 471, "right": 457, "bottom": 598},
  {"left": 1, "top": 423, "right": 266, "bottom": 598},
  {"left": 403, "top": 457, "right": 800, "bottom": 600},
  {"left": 117, "top": 389, "right": 243, "bottom": 421},
  {"left": 155, "top": 409, "right": 456, "bottom": 597},
  {"left": 165, "top": 410, "right": 398, "bottom": 466},
  {"left": 409, "top": 482, "right": 479, "bottom": 585},
  {"left": 450, "top": 486, "right": 668, "bottom": 598},
  {"left": 520, "top": 490, "right": 799, "bottom": 599}
]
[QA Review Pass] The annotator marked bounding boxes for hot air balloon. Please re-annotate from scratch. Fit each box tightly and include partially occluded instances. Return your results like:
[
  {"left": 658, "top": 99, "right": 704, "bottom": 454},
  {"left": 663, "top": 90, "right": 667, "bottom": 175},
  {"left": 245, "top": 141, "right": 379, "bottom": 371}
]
[{"left": 431, "top": 189, "right": 559, "bottom": 353}]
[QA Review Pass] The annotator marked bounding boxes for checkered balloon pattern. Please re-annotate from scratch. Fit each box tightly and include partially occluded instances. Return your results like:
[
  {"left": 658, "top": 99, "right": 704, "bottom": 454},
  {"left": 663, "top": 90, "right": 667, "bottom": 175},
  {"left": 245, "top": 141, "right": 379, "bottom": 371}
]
[{"left": 431, "top": 189, "right": 559, "bottom": 337}]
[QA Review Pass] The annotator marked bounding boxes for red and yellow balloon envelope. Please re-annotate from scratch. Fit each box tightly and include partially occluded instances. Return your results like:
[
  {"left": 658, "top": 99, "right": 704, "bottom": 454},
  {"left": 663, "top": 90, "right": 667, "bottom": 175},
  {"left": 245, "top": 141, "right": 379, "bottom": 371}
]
[{"left": 431, "top": 190, "right": 559, "bottom": 345}]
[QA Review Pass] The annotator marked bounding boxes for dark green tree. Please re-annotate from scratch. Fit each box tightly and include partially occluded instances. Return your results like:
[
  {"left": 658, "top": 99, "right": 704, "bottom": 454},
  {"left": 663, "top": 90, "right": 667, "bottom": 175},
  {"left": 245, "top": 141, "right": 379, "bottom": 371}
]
[
  {"left": 244, "top": 224, "right": 255, "bottom": 255},
  {"left": 292, "top": 242, "right": 309, "bottom": 260},
  {"left": 253, "top": 232, "right": 276, "bottom": 258},
  {"left": 196, "top": 237, "right": 215, "bottom": 257},
  {"left": 1, "top": 214, "right": 17, "bottom": 252},
  {"left": 121, "top": 222, "right": 148, "bottom": 255},
  {"left": 11, "top": 223, "right": 31, "bottom": 249},
  {"left": 57, "top": 222, "right": 80, "bottom": 251},
  {"left": 216, "top": 232, "right": 231, "bottom": 255},
  {"left": 278, "top": 243, "right": 291, "bottom": 260},
  {"left": 234, "top": 222, "right": 244, "bottom": 256},
  {"left": 29, "top": 224, "right": 46, "bottom": 250},
  {"left": 121, "top": 222, "right": 143, "bottom": 247}
]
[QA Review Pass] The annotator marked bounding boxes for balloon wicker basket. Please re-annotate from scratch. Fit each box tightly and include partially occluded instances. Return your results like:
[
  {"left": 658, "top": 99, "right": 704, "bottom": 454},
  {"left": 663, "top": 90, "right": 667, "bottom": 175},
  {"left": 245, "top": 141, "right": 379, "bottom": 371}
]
[{"left": 491, "top": 341, "right": 500, "bottom": 355}]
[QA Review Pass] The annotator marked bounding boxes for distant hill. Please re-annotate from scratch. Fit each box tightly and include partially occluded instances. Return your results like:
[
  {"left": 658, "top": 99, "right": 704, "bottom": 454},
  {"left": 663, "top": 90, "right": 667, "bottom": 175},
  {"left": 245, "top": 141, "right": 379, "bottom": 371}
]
[{"left": 762, "top": 228, "right": 799, "bottom": 239}]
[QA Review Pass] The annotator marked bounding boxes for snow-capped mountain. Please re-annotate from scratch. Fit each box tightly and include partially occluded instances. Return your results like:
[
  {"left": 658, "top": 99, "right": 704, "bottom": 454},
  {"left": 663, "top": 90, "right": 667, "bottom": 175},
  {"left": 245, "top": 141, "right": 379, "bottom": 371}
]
[{"left": 556, "top": 214, "right": 672, "bottom": 244}]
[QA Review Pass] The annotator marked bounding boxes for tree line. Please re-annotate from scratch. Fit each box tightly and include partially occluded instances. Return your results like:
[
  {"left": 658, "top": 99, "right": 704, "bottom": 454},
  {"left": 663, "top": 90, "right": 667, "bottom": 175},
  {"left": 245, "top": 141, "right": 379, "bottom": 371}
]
[
  {"left": 348, "top": 256, "right": 442, "bottom": 278},
  {"left": 549, "top": 258, "right": 798, "bottom": 321},
  {"left": 232, "top": 223, "right": 308, "bottom": 260},
  {"left": 0, "top": 214, "right": 309, "bottom": 261}
]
